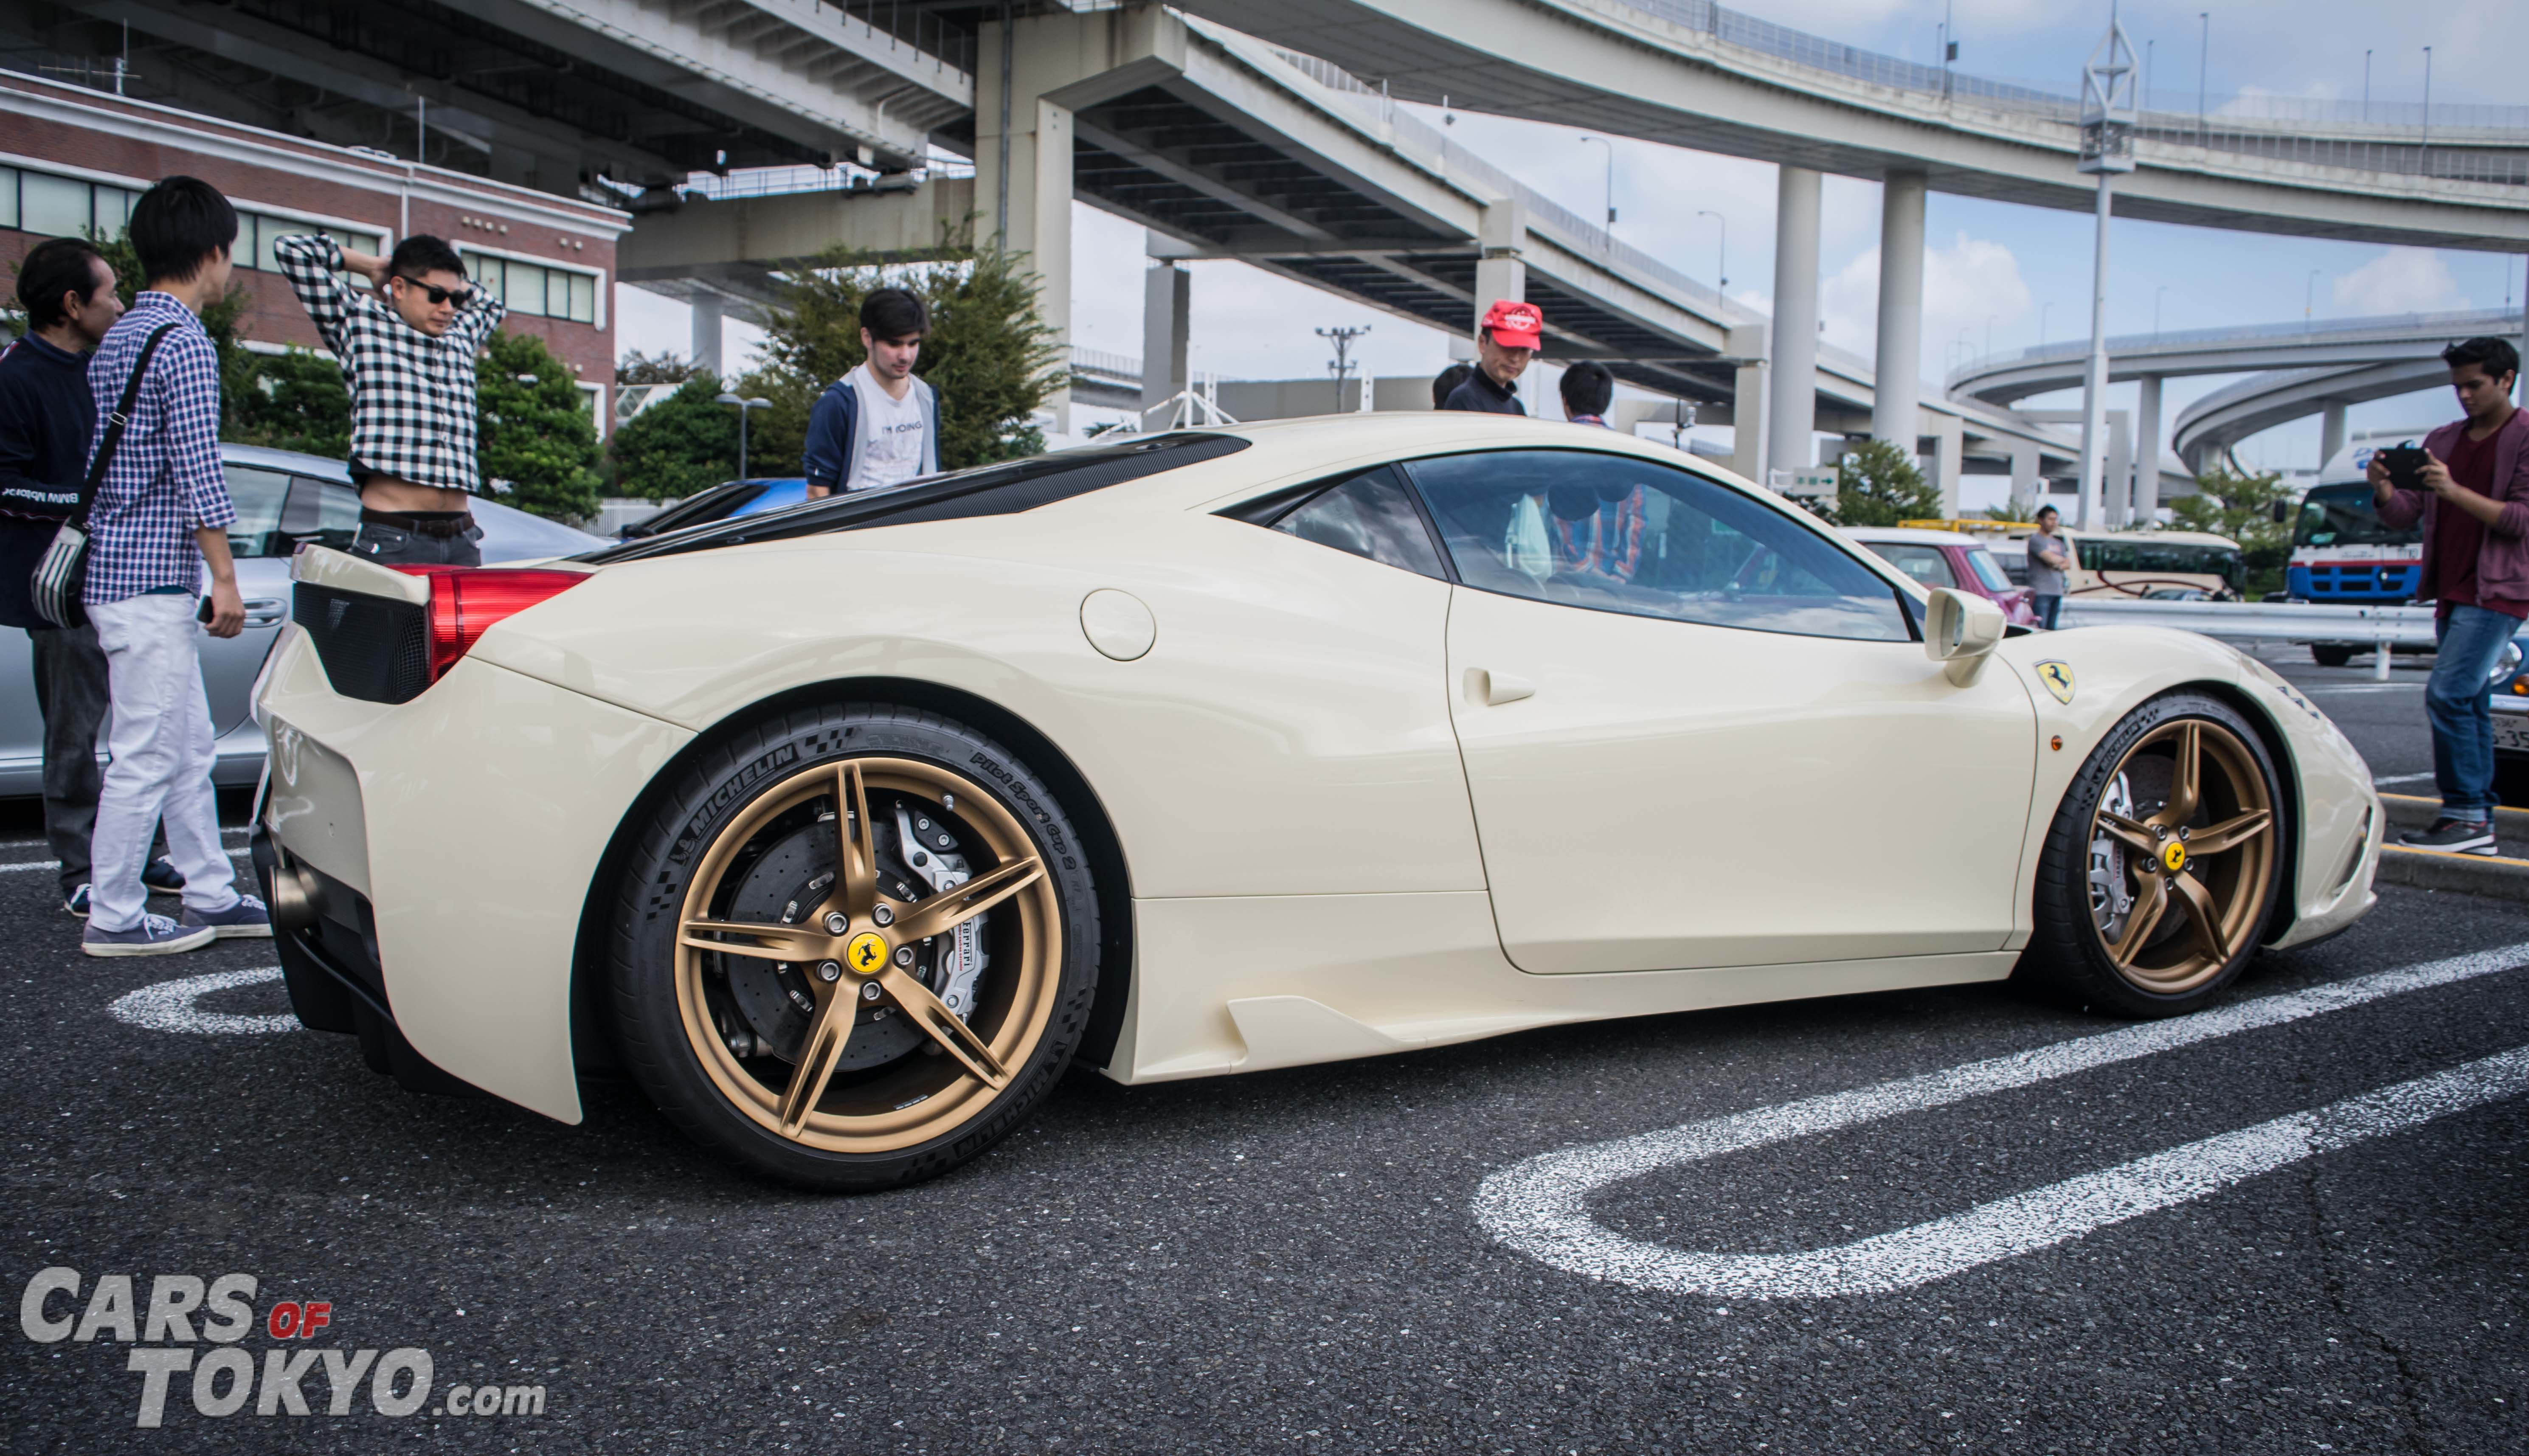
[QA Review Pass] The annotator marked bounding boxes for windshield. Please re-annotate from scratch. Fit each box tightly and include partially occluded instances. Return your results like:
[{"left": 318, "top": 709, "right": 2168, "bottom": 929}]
[
  {"left": 1964, "top": 548, "right": 2014, "bottom": 592},
  {"left": 2294, "top": 483, "right": 2416, "bottom": 550},
  {"left": 2078, "top": 537, "right": 2243, "bottom": 588}
]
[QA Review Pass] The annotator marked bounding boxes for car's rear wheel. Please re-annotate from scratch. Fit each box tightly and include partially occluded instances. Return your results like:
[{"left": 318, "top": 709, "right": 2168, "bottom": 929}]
[
  {"left": 2020, "top": 692, "right": 2283, "bottom": 1017},
  {"left": 2310, "top": 645, "right": 2355, "bottom": 668},
  {"left": 607, "top": 704, "right": 1100, "bottom": 1190}
]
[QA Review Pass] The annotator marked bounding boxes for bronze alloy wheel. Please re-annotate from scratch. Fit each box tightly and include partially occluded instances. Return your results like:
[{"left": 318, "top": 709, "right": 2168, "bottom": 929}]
[
  {"left": 2021, "top": 691, "right": 2284, "bottom": 1018},
  {"left": 609, "top": 704, "right": 1102, "bottom": 1189},
  {"left": 2083, "top": 719, "right": 2278, "bottom": 995},
  {"left": 673, "top": 755, "right": 1064, "bottom": 1152}
]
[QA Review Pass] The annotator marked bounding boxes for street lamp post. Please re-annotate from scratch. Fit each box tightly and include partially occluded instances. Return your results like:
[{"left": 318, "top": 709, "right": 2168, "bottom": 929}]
[
  {"left": 1578, "top": 136, "right": 1617, "bottom": 233},
  {"left": 1696, "top": 210, "right": 1728, "bottom": 292},
  {"left": 715, "top": 392, "right": 772, "bottom": 481},
  {"left": 2195, "top": 11, "right": 2209, "bottom": 146},
  {"left": 2421, "top": 46, "right": 2433, "bottom": 165},
  {"left": 2362, "top": 49, "right": 2371, "bottom": 124},
  {"left": 2305, "top": 269, "right": 2322, "bottom": 333},
  {"left": 2154, "top": 284, "right": 2169, "bottom": 340},
  {"left": 2078, "top": 8, "right": 2139, "bottom": 532}
]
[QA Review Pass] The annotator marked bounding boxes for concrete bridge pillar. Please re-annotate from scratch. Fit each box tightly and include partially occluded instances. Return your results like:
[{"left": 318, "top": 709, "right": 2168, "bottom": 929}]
[
  {"left": 691, "top": 298, "right": 723, "bottom": 380},
  {"left": 1726, "top": 322, "right": 1770, "bottom": 485},
  {"left": 1872, "top": 172, "right": 1926, "bottom": 453},
  {"left": 1142, "top": 258, "right": 1191, "bottom": 413},
  {"left": 2320, "top": 398, "right": 2349, "bottom": 466},
  {"left": 2009, "top": 441, "right": 2041, "bottom": 506},
  {"left": 1926, "top": 410, "right": 1963, "bottom": 519},
  {"left": 2105, "top": 410, "right": 2133, "bottom": 528},
  {"left": 2135, "top": 374, "right": 2165, "bottom": 524},
  {"left": 1475, "top": 197, "right": 1528, "bottom": 332},
  {"left": 1768, "top": 166, "right": 1823, "bottom": 479}
]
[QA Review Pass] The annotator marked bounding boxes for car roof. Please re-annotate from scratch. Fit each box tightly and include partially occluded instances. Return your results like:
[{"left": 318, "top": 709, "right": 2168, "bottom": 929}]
[
  {"left": 1840, "top": 526, "right": 1988, "bottom": 547},
  {"left": 220, "top": 441, "right": 352, "bottom": 481}
]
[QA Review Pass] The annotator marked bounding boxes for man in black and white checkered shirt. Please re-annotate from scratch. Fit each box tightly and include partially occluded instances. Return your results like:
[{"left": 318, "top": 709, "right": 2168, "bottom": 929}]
[{"left": 275, "top": 233, "right": 506, "bottom": 565}]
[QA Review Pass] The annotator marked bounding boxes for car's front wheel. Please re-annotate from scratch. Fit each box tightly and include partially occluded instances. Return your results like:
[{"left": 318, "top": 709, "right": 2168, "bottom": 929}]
[
  {"left": 606, "top": 703, "right": 1101, "bottom": 1190},
  {"left": 2020, "top": 692, "right": 2284, "bottom": 1017}
]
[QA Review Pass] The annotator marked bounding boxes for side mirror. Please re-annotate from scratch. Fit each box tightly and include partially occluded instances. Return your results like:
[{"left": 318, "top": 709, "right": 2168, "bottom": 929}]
[{"left": 1923, "top": 587, "right": 2008, "bottom": 686}]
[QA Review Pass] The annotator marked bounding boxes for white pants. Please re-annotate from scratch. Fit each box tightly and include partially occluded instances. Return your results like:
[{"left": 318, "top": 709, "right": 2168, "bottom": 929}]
[{"left": 88, "top": 593, "right": 238, "bottom": 931}]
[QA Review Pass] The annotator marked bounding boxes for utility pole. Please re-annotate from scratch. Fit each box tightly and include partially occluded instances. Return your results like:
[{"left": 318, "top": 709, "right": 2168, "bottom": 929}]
[
  {"left": 2078, "top": 8, "right": 2139, "bottom": 533},
  {"left": 1317, "top": 325, "right": 1370, "bottom": 414},
  {"left": 1939, "top": 0, "right": 1956, "bottom": 99},
  {"left": 2362, "top": 49, "right": 2371, "bottom": 123}
]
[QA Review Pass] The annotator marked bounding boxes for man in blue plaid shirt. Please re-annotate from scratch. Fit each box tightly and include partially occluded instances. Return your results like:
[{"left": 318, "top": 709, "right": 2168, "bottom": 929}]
[
  {"left": 79, "top": 177, "right": 269, "bottom": 956},
  {"left": 275, "top": 231, "right": 505, "bottom": 565}
]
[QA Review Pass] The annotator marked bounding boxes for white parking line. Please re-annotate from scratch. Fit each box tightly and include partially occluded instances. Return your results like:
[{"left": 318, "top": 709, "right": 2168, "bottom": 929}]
[
  {"left": 1475, "top": 940, "right": 2529, "bottom": 1300},
  {"left": 107, "top": 967, "right": 297, "bottom": 1036},
  {"left": 2373, "top": 772, "right": 2435, "bottom": 786},
  {"left": 2307, "top": 684, "right": 2423, "bottom": 694}
]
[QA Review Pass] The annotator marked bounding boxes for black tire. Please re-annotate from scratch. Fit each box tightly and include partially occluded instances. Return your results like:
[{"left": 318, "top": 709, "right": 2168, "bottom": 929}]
[
  {"left": 605, "top": 703, "right": 1102, "bottom": 1191},
  {"left": 2310, "top": 645, "right": 2355, "bottom": 668},
  {"left": 2018, "top": 691, "right": 2284, "bottom": 1018}
]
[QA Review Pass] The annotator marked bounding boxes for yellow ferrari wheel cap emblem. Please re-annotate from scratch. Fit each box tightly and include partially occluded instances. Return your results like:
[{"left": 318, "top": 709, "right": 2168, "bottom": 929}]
[
  {"left": 2037, "top": 661, "right": 2076, "bottom": 704},
  {"left": 2162, "top": 841, "right": 2187, "bottom": 873},
  {"left": 845, "top": 931, "right": 889, "bottom": 975}
]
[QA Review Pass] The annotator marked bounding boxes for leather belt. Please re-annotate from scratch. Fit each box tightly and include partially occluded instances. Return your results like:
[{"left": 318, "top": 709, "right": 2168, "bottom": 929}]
[{"left": 360, "top": 508, "right": 476, "bottom": 539}]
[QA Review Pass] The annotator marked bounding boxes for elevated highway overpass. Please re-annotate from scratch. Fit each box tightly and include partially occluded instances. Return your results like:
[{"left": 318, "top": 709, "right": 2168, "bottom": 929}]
[{"left": 1952, "top": 306, "right": 2517, "bottom": 493}]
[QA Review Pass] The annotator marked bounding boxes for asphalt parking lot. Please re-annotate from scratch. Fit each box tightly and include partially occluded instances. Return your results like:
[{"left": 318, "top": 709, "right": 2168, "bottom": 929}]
[{"left": 6, "top": 645, "right": 2526, "bottom": 1454}]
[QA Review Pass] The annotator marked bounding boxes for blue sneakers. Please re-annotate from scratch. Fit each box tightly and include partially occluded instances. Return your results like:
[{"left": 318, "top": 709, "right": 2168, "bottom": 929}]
[
  {"left": 181, "top": 894, "right": 273, "bottom": 939},
  {"left": 83, "top": 913, "right": 216, "bottom": 958},
  {"left": 64, "top": 884, "right": 90, "bottom": 918},
  {"left": 141, "top": 857, "right": 186, "bottom": 893}
]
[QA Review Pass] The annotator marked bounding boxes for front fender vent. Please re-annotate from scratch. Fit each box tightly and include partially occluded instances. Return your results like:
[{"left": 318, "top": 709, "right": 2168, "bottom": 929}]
[{"left": 294, "top": 582, "right": 430, "bottom": 705}]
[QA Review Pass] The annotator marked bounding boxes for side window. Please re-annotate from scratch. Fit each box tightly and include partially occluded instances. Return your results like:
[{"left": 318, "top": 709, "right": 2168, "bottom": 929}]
[
  {"left": 280, "top": 475, "right": 363, "bottom": 552},
  {"left": 1406, "top": 450, "right": 1913, "bottom": 642},
  {"left": 222, "top": 466, "right": 293, "bottom": 559},
  {"left": 1868, "top": 542, "right": 1958, "bottom": 589},
  {"left": 1269, "top": 467, "right": 1447, "bottom": 580}
]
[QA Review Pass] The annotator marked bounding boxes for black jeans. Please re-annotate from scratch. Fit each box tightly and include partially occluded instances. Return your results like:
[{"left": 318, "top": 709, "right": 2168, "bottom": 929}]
[
  {"left": 29, "top": 624, "right": 107, "bottom": 892},
  {"left": 353, "top": 521, "right": 482, "bottom": 568}
]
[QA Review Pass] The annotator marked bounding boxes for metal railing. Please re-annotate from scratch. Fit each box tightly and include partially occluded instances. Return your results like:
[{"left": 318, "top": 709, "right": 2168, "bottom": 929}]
[
  {"left": 831, "top": 0, "right": 976, "bottom": 77},
  {"left": 2058, "top": 597, "right": 2436, "bottom": 680},
  {"left": 1067, "top": 346, "right": 1143, "bottom": 384}
]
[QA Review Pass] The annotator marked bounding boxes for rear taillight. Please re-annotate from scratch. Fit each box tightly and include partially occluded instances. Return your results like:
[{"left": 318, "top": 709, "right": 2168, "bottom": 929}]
[{"left": 390, "top": 566, "right": 586, "bottom": 679}]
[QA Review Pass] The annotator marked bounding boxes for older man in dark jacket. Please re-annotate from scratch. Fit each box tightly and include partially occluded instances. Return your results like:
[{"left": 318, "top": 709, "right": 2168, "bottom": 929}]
[
  {"left": 1, "top": 238, "right": 182, "bottom": 916},
  {"left": 2372, "top": 336, "right": 2529, "bottom": 855}
]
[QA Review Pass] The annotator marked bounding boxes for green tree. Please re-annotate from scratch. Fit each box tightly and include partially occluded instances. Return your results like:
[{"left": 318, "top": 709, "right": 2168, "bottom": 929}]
[
  {"left": 748, "top": 228, "right": 1063, "bottom": 475},
  {"left": 608, "top": 375, "right": 739, "bottom": 500},
  {"left": 477, "top": 330, "right": 601, "bottom": 522},
  {"left": 2169, "top": 467, "right": 2292, "bottom": 596},
  {"left": 617, "top": 349, "right": 703, "bottom": 386},
  {"left": 1820, "top": 438, "right": 1942, "bottom": 527}
]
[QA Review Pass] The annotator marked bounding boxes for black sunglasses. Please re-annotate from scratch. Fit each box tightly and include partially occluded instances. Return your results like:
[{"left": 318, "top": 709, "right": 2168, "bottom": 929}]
[{"left": 392, "top": 276, "right": 475, "bottom": 307}]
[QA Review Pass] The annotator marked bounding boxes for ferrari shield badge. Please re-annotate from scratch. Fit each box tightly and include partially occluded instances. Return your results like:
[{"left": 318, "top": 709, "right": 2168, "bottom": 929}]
[{"left": 2035, "top": 661, "right": 2076, "bottom": 704}]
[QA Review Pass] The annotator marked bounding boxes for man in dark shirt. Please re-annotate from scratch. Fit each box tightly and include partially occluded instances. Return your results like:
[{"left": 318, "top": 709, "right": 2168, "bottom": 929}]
[
  {"left": 1, "top": 237, "right": 183, "bottom": 914},
  {"left": 2371, "top": 336, "right": 2529, "bottom": 855},
  {"left": 1440, "top": 300, "right": 1542, "bottom": 415}
]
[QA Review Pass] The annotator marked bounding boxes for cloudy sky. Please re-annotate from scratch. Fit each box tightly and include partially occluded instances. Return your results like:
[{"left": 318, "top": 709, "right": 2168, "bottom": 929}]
[{"left": 618, "top": 0, "right": 2528, "bottom": 498}]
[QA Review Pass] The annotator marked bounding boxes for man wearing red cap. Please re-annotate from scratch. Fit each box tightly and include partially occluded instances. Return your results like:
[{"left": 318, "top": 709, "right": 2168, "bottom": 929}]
[{"left": 1440, "top": 300, "right": 1542, "bottom": 415}]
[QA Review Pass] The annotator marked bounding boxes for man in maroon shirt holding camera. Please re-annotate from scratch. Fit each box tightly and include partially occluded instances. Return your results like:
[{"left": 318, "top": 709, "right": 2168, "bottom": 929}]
[{"left": 2371, "top": 336, "right": 2529, "bottom": 855}]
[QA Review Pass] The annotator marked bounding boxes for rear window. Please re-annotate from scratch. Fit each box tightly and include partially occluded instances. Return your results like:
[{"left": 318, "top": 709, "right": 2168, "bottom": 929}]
[{"left": 580, "top": 433, "right": 1252, "bottom": 564}]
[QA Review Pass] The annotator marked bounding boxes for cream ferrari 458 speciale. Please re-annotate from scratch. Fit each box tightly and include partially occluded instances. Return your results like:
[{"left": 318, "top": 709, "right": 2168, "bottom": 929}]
[{"left": 251, "top": 415, "right": 2380, "bottom": 1189}]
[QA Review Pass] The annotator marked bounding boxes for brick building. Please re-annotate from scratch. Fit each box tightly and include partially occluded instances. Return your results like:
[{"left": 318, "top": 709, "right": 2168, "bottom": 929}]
[{"left": 1, "top": 70, "right": 629, "bottom": 432}]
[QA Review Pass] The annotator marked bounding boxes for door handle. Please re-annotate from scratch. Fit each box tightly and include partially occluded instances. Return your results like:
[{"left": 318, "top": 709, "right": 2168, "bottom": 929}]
[
  {"left": 1468, "top": 669, "right": 1535, "bottom": 706},
  {"left": 242, "top": 599, "right": 287, "bottom": 628}
]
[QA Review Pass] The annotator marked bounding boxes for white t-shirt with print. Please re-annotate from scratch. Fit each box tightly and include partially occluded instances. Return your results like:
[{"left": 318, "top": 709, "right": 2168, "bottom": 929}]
[{"left": 845, "top": 363, "right": 927, "bottom": 492}]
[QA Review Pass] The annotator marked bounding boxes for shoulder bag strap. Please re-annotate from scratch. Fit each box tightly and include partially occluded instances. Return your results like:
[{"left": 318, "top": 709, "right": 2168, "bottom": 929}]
[{"left": 68, "top": 320, "right": 183, "bottom": 532}]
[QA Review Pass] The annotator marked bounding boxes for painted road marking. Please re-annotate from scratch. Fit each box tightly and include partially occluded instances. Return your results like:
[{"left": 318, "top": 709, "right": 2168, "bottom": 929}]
[
  {"left": 2372, "top": 772, "right": 2434, "bottom": 786},
  {"left": 1476, "top": 940, "right": 2529, "bottom": 1299},
  {"left": 107, "top": 967, "right": 299, "bottom": 1036}
]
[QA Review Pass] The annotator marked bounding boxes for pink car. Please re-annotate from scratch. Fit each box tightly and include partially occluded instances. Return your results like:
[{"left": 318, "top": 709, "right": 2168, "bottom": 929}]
[{"left": 1843, "top": 526, "right": 2040, "bottom": 627}]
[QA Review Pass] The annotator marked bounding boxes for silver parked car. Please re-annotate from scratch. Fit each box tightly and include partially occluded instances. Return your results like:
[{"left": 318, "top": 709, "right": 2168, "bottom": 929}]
[{"left": 0, "top": 443, "right": 602, "bottom": 797}]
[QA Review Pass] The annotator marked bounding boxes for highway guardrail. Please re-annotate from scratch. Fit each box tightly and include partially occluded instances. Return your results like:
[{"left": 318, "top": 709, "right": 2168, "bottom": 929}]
[{"left": 2056, "top": 598, "right": 2436, "bottom": 679}]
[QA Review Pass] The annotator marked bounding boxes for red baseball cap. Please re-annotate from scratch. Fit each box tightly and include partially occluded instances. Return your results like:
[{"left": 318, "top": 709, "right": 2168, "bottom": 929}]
[{"left": 1482, "top": 299, "right": 1543, "bottom": 350}]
